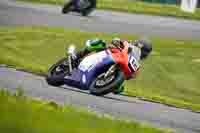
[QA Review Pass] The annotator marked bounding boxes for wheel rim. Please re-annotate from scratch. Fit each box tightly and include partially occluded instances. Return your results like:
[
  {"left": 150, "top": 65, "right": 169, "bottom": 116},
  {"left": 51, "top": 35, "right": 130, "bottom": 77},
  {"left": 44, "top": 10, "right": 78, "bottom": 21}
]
[
  {"left": 95, "top": 73, "right": 115, "bottom": 88},
  {"left": 51, "top": 61, "right": 69, "bottom": 76}
]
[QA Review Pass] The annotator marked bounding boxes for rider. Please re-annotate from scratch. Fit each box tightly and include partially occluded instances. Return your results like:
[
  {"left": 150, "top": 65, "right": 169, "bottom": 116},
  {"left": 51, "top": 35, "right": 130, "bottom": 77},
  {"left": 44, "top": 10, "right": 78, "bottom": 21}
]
[
  {"left": 73, "top": 0, "right": 96, "bottom": 15},
  {"left": 73, "top": 38, "right": 152, "bottom": 94}
]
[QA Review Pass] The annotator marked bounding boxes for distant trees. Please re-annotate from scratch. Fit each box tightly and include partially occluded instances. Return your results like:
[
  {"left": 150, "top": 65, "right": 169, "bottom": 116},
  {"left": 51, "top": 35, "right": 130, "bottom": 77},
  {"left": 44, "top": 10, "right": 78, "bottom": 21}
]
[
  {"left": 170, "top": 0, "right": 199, "bottom": 6},
  {"left": 141, "top": 0, "right": 200, "bottom": 7}
]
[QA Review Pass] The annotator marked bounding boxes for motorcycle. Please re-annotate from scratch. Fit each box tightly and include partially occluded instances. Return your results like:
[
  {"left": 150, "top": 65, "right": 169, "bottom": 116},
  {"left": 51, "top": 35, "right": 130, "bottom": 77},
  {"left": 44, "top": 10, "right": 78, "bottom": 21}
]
[
  {"left": 62, "top": 0, "right": 96, "bottom": 16},
  {"left": 46, "top": 40, "right": 140, "bottom": 96}
]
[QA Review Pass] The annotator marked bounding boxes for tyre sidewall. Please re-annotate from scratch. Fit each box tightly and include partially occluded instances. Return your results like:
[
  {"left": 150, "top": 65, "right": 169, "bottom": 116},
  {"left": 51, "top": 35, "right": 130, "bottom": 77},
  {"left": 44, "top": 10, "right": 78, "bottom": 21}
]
[
  {"left": 89, "top": 71, "right": 124, "bottom": 96},
  {"left": 46, "top": 58, "right": 68, "bottom": 86}
]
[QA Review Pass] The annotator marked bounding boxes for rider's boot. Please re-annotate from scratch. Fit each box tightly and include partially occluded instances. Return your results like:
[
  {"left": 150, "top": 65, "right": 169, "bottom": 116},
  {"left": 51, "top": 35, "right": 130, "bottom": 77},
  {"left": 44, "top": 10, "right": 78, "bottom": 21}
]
[{"left": 113, "top": 84, "right": 125, "bottom": 94}]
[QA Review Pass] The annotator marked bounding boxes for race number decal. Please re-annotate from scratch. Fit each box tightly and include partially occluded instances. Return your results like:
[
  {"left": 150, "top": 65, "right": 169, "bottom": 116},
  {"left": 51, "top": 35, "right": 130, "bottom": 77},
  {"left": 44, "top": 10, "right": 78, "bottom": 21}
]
[
  {"left": 128, "top": 56, "right": 140, "bottom": 72},
  {"left": 79, "top": 51, "right": 107, "bottom": 72}
]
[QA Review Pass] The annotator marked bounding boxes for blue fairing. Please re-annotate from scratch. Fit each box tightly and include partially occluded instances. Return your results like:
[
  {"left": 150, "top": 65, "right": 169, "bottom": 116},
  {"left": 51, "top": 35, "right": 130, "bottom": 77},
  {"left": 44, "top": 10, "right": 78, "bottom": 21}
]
[
  {"left": 63, "top": 69, "right": 83, "bottom": 88},
  {"left": 64, "top": 50, "right": 115, "bottom": 89},
  {"left": 81, "top": 51, "right": 115, "bottom": 89}
]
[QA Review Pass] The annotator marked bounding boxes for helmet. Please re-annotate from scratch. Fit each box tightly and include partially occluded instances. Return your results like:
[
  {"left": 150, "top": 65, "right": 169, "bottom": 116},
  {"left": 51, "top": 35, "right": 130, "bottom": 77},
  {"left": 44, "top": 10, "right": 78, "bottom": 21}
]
[{"left": 132, "top": 39, "right": 152, "bottom": 60}]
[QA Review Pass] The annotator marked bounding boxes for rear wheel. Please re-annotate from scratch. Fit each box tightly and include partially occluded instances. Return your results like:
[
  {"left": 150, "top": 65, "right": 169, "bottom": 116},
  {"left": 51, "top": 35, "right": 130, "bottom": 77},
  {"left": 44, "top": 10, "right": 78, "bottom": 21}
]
[
  {"left": 89, "top": 66, "right": 124, "bottom": 96},
  {"left": 46, "top": 58, "right": 69, "bottom": 86}
]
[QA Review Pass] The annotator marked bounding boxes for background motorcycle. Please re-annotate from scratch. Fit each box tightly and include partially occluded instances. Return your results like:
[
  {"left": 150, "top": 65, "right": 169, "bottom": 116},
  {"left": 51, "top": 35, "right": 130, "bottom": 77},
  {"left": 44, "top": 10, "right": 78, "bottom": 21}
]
[
  {"left": 46, "top": 41, "right": 138, "bottom": 96},
  {"left": 62, "top": 0, "right": 96, "bottom": 16}
]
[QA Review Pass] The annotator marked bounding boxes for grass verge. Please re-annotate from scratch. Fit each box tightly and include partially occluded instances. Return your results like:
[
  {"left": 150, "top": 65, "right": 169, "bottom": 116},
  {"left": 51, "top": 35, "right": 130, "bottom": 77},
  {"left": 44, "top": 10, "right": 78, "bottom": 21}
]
[
  {"left": 0, "top": 26, "right": 200, "bottom": 111},
  {"left": 0, "top": 89, "right": 172, "bottom": 133},
  {"left": 18, "top": 0, "right": 200, "bottom": 21}
]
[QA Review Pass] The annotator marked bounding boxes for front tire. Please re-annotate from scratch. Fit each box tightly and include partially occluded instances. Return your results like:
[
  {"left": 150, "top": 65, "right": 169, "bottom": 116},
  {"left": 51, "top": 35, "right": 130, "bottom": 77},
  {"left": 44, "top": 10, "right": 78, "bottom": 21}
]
[
  {"left": 46, "top": 58, "right": 69, "bottom": 86},
  {"left": 89, "top": 70, "right": 124, "bottom": 96}
]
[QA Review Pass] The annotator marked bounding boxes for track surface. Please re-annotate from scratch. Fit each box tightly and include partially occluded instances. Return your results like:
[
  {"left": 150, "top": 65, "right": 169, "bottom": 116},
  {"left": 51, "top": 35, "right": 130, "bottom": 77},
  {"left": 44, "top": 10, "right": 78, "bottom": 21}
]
[
  {"left": 1, "top": 0, "right": 200, "bottom": 132},
  {"left": 0, "top": 67, "right": 200, "bottom": 133},
  {"left": 1, "top": 0, "right": 200, "bottom": 39}
]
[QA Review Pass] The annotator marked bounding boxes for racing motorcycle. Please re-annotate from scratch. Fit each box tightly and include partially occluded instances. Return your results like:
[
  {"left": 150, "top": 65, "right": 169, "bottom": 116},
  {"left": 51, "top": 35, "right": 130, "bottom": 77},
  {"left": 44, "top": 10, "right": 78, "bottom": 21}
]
[
  {"left": 62, "top": 0, "right": 96, "bottom": 16},
  {"left": 46, "top": 40, "right": 139, "bottom": 96}
]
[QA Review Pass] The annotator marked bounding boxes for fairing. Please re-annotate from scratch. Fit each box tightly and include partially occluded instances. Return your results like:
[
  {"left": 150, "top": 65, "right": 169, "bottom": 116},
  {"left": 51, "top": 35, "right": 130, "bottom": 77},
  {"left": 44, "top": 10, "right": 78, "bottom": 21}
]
[
  {"left": 63, "top": 43, "right": 140, "bottom": 89},
  {"left": 64, "top": 50, "right": 115, "bottom": 89}
]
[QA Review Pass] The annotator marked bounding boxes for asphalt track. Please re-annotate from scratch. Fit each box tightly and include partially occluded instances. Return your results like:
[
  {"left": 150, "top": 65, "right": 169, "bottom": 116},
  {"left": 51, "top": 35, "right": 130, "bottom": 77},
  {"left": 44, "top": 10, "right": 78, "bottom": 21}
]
[
  {"left": 0, "top": 0, "right": 200, "bottom": 133},
  {"left": 1, "top": 0, "right": 200, "bottom": 39},
  {"left": 0, "top": 67, "right": 200, "bottom": 133}
]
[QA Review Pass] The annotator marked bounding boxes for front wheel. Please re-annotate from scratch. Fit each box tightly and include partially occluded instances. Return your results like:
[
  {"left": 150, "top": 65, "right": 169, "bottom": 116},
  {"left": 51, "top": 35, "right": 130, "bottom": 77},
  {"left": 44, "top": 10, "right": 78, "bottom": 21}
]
[
  {"left": 89, "top": 69, "right": 124, "bottom": 96},
  {"left": 46, "top": 58, "right": 69, "bottom": 86}
]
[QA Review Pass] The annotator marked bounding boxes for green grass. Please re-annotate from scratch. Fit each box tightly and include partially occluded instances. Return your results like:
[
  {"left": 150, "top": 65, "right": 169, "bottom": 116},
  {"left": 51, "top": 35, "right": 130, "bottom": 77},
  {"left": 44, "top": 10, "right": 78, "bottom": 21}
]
[
  {"left": 0, "top": 89, "right": 171, "bottom": 133},
  {"left": 0, "top": 26, "right": 200, "bottom": 111},
  {"left": 18, "top": 0, "right": 200, "bottom": 20}
]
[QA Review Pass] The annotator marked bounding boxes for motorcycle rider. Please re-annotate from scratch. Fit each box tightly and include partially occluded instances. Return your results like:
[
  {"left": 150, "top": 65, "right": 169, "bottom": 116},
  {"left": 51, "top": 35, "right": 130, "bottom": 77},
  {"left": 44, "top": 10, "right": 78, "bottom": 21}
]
[
  {"left": 72, "top": 0, "right": 96, "bottom": 15},
  {"left": 72, "top": 38, "right": 152, "bottom": 94}
]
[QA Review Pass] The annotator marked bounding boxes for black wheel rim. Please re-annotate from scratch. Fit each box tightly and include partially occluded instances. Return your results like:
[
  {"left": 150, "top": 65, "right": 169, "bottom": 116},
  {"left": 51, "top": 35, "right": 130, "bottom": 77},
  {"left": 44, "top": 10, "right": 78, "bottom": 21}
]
[
  {"left": 51, "top": 61, "right": 69, "bottom": 76},
  {"left": 95, "top": 73, "right": 116, "bottom": 88}
]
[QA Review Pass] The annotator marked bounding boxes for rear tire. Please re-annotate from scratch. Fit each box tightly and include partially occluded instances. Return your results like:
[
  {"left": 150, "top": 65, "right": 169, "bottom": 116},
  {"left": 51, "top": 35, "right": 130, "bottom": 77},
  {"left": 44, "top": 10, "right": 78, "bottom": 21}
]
[
  {"left": 46, "top": 58, "right": 69, "bottom": 86},
  {"left": 89, "top": 70, "right": 124, "bottom": 96}
]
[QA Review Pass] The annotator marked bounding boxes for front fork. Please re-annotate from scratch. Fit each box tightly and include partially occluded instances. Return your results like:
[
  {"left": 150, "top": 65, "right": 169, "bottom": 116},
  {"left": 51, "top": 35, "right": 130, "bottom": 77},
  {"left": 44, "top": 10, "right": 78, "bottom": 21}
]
[
  {"left": 68, "top": 55, "right": 73, "bottom": 74},
  {"left": 66, "top": 45, "right": 77, "bottom": 74}
]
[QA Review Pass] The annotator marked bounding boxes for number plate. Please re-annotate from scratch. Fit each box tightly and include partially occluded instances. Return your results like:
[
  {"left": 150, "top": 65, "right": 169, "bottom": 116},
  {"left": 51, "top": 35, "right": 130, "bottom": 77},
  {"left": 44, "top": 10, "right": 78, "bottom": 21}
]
[{"left": 128, "top": 55, "right": 140, "bottom": 72}]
